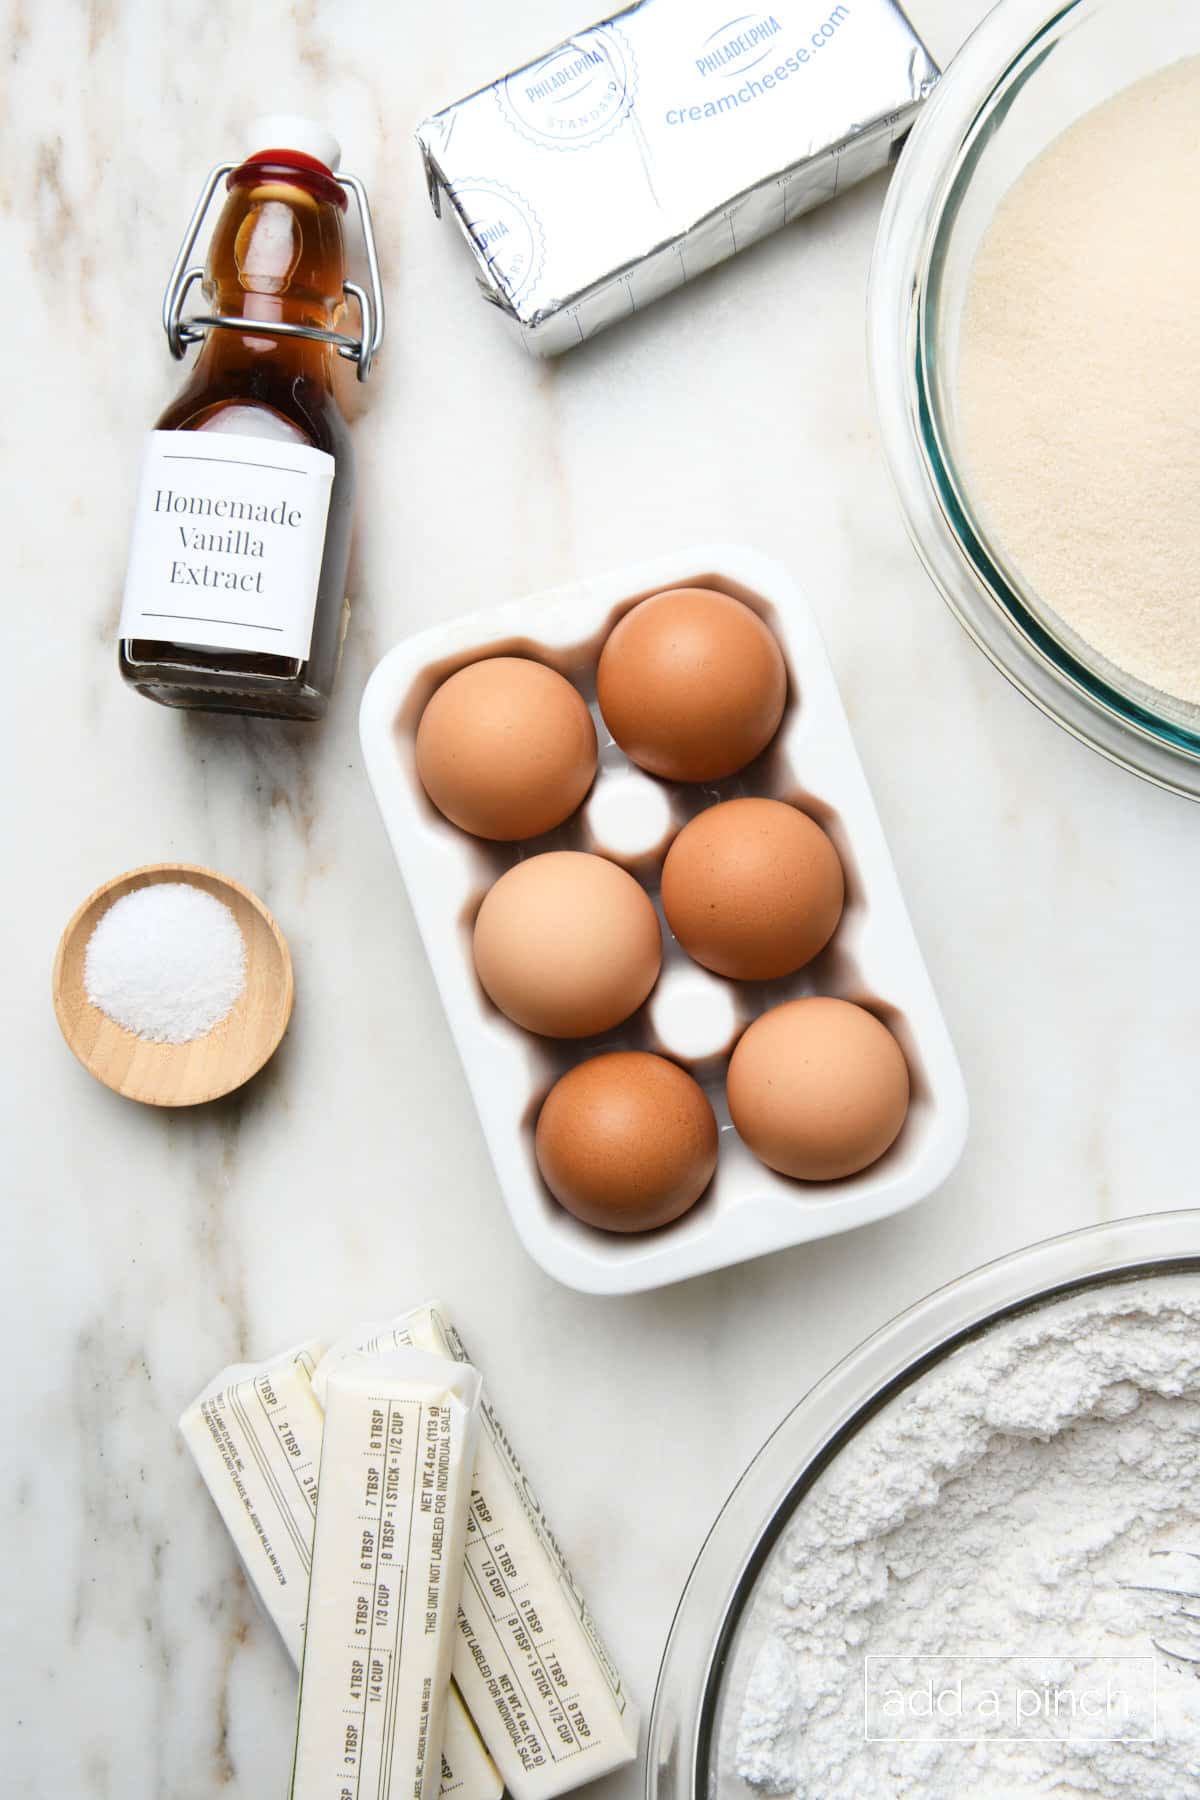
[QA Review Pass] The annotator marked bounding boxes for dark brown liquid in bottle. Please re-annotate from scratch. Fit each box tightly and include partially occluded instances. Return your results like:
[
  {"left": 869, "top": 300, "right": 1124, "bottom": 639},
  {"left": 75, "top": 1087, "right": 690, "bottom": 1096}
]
[{"left": 120, "top": 158, "right": 354, "bottom": 721}]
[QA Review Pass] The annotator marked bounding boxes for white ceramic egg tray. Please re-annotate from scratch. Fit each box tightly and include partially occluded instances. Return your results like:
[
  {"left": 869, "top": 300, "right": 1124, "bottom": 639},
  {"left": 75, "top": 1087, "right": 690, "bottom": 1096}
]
[{"left": 360, "top": 545, "right": 967, "bottom": 1295}]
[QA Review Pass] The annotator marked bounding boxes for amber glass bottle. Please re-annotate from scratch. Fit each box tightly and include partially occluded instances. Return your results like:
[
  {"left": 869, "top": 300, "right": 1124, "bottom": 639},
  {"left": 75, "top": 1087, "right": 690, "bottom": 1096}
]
[{"left": 119, "top": 121, "right": 357, "bottom": 721}]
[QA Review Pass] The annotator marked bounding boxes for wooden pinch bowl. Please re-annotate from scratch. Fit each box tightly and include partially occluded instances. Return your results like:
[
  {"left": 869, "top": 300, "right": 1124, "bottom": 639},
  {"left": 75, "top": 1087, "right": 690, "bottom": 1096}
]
[{"left": 53, "top": 862, "right": 294, "bottom": 1107}]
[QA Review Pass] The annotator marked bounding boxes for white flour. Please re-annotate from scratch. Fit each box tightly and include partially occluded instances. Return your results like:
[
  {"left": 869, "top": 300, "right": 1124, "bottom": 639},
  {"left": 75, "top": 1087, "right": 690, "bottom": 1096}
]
[
  {"left": 958, "top": 57, "right": 1200, "bottom": 707},
  {"left": 732, "top": 1277, "right": 1200, "bottom": 1798}
]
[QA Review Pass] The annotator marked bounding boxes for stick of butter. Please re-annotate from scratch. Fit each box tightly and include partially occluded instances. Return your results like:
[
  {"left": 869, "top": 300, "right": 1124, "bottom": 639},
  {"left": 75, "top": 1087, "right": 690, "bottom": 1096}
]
[
  {"left": 180, "top": 1344, "right": 500, "bottom": 1800},
  {"left": 180, "top": 1339, "right": 324, "bottom": 1655},
  {"left": 315, "top": 1305, "right": 639, "bottom": 1798},
  {"left": 290, "top": 1348, "right": 483, "bottom": 1800}
]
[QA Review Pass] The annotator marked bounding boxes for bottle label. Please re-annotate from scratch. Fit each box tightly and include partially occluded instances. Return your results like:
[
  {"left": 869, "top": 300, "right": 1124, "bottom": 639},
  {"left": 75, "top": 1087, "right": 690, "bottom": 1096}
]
[{"left": 119, "top": 430, "right": 335, "bottom": 660}]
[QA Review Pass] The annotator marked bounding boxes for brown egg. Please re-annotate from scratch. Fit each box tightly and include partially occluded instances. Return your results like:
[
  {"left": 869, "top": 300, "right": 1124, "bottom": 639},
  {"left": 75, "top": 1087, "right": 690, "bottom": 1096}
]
[
  {"left": 661, "top": 798, "right": 844, "bottom": 980},
  {"left": 535, "top": 1051, "right": 718, "bottom": 1232},
  {"left": 416, "top": 656, "right": 597, "bottom": 841},
  {"left": 473, "top": 852, "right": 661, "bottom": 1038},
  {"left": 727, "top": 997, "right": 910, "bottom": 1180},
  {"left": 596, "top": 587, "right": 787, "bottom": 782}
]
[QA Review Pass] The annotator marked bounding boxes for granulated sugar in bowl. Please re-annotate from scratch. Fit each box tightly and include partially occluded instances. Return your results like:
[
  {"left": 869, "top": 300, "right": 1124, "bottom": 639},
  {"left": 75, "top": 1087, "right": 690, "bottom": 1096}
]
[
  {"left": 869, "top": 0, "right": 1200, "bottom": 796},
  {"left": 958, "top": 54, "right": 1200, "bottom": 711}
]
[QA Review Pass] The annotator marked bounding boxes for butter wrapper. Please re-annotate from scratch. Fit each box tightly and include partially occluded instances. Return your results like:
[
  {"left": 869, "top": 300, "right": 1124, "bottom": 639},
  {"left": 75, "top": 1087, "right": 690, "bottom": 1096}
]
[
  {"left": 316, "top": 1305, "right": 639, "bottom": 1799},
  {"left": 290, "top": 1349, "right": 484, "bottom": 1800},
  {"left": 416, "top": 0, "right": 938, "bottom": 352},
  {"left": 180, "top": 1338, "right": 325, "bottom": 1653},
  {"left": 181, "top": 1344, "right": 502, "bottom": 1800}
]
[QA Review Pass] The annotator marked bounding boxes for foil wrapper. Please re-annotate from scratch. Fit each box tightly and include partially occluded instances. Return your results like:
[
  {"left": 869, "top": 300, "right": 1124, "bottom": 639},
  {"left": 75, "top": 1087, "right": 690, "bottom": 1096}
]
[{"left": 416, "top": 0, "right": 939, "bottom": 353}]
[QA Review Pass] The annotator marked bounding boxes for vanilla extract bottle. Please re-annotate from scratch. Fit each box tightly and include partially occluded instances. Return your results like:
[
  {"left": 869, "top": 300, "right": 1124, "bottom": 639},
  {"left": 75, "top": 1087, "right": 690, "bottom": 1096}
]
[{"left": 119, "top": 117, "right": 384, "bottom": 721}]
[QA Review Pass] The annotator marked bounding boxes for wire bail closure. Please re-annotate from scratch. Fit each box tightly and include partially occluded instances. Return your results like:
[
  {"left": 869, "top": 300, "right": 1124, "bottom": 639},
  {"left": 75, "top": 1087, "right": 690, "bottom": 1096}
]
[{"left": 162, "top": 163, "right": 385, "bottom": 382}]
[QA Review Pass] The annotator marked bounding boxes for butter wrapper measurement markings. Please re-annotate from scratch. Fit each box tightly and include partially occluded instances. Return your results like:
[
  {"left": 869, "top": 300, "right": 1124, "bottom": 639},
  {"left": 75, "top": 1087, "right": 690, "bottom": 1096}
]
[
  {"left": 290, "top": 1350, "right": 484, "bottom": 1800},
  {"left": 317, "top": 1306, "right": 640, "bottom": 1797},
  {"left": 180, "top": 1345, "right": 499, "bottom": 1800},
  {"left": 416, "top": 0, "right": 939, "bottom": 351},
  {"left": 180, "top": 1339, "right": 324, "bottom": 1650}
]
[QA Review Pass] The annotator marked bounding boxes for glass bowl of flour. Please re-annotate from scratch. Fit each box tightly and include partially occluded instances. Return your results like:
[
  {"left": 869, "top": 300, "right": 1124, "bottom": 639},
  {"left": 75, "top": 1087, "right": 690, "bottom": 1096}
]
[
  {"left": 868, "top": 0, "right": 1200, "bottom": 797},
  {"left": 647, "top": 1211, "right": 1200, "bottom": 1800}
]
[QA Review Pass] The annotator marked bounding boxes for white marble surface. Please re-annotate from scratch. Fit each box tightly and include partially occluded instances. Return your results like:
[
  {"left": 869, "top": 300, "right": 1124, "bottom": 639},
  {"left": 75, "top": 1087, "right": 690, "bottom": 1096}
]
[{"left": 4, "top": 2, "right": 1198, "bottom": 1794}]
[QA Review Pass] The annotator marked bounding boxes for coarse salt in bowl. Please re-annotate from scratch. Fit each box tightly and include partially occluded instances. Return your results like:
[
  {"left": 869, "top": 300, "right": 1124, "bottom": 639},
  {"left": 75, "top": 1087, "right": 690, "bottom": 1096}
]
[
  {"left": 53, "top": 863, "right": 293, "bottom": 1107},
  {"left": 83, "top": 881, "right": 246, "bottom": 1045}
]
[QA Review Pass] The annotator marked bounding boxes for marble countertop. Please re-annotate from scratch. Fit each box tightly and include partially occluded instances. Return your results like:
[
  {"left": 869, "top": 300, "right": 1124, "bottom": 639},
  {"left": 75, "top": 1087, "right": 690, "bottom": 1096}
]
[{"left": 5, "top": 2, "right": 1197, "bottom": 1794}]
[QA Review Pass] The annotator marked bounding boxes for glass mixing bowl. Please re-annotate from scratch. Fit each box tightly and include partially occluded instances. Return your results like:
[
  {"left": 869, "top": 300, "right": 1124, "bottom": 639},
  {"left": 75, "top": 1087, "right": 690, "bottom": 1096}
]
[
  {"left": 868, "top": 0, "right": 1200, "bottom": 798},
  {"left": 645, "top": 1209, "right": 1200, "bottom": 1800}
]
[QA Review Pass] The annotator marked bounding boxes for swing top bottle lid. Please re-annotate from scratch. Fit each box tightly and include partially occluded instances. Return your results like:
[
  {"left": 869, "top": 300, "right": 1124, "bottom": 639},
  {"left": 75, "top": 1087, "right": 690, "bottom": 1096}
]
[{"left": 246, "top": 114, "right": 341, "bottom": 174}]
